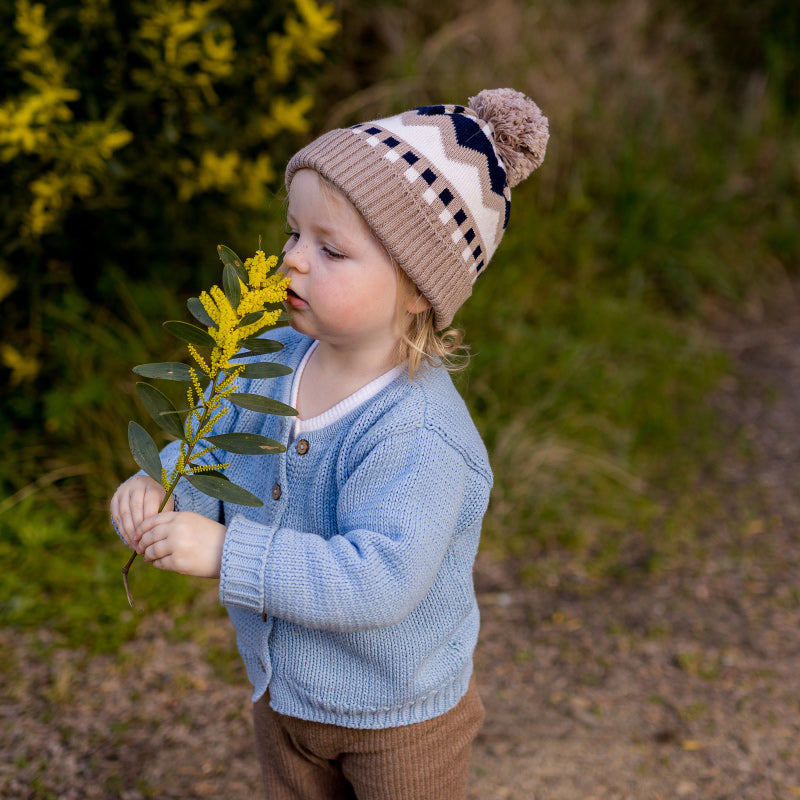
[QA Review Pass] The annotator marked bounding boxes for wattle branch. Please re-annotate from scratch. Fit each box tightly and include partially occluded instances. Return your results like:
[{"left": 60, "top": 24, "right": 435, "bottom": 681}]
[{"left": 121, "top": 245, "right": 296, "bottom": 608}]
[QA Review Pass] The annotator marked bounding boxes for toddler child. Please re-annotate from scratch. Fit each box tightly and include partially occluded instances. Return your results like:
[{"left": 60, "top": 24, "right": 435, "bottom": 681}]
[{"left": 110, "top": 87, "right": 548, "bottom": 800}]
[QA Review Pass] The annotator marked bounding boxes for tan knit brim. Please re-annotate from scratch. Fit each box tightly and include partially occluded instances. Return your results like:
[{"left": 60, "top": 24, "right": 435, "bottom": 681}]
[{"left": 285, "top": 129, "right": 474, "bottom": 330}]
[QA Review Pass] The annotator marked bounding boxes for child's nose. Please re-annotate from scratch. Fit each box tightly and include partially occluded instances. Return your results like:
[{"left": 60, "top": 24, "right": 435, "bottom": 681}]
[{"left": 282, "top": 239, "right": 310, "bottom": 273}]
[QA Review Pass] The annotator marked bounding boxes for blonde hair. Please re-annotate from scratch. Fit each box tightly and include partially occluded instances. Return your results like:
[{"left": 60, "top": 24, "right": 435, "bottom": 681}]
[
  {"left": 394, "top": 267, "right": 470, "bottom": 379},
  {"left": 296, "top": 170, "right": 471, "bottom": 377}
]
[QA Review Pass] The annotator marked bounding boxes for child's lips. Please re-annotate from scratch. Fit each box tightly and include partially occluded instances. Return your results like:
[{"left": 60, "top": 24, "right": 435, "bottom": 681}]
[{"left": 285, "top": 288, "right": 308, "bottom": 309}]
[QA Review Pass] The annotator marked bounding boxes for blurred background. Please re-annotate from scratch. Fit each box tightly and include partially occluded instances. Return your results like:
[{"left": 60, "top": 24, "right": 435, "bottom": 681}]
[{"left": 1, "top": 0, "right": 798, "bottom": 649}]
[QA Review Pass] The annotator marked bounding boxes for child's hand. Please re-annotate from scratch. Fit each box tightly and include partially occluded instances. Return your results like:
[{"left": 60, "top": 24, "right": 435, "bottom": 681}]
[
  {"left": 136, "top": 511, "right": 227, "bottom": 579},
  {"left": 110, "top": 475, "right": 173, "bottom": 550}
]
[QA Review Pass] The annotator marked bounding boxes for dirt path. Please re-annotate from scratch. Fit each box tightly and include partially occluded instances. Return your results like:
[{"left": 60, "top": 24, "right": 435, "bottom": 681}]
[
  {"left": 2, "top": 285, "right": 800, "bottom": 799},
  {"left": 471, "top": 554, "right": 800, "bottom": 799},
  {"left": 467, "top": 283, "right": 800, "bottom": 799}
]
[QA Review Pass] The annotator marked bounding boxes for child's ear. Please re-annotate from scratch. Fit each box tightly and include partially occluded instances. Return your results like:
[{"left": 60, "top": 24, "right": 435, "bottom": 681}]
[{"left": 406, "top": 293, "right": 431, "bottom": 314}]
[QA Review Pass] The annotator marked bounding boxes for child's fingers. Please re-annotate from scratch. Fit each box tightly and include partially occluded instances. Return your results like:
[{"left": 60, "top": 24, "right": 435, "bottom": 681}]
[
  {"left": 141, "top": 534, "right": 171, "bottom": 564},
  {"left": 111, "top": 478, "right": 169, "bottom": 550},
  {"left": 111, "top": 477, "right": 166, "bottom": 546},
  {"left": 123, "top": 487, "right": 147, "bottom": 540},
  {"left": 136, "top": 511, "right": 225, "bottom": 578},
  {"left": 140, "top": 478, "right": 167, "bottom": 520},
  {"left": 136, "top": 512, "right": 172, "bottom": 555},
  {"left": 111, "top": 489, "right": 138, "bottom": 546},
  {"left": 138, "top": 514, "right": 180, "bottom": 568}
]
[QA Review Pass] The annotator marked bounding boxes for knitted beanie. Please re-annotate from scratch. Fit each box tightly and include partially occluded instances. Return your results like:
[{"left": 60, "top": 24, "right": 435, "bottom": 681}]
[{"left": 285, "top": 88, "right": 549, "bottom": 329}]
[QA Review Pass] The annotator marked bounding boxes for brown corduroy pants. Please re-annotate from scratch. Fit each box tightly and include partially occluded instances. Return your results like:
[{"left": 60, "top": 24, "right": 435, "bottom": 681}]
[{"left": 252, "top": 679, "right": 485, "bottom": 800}]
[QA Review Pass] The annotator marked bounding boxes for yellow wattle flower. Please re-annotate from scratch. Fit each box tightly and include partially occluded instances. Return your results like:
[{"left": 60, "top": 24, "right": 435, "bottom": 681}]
[
  {"left": 156, "top": 247, "right": 285, "bottom": 486},
  {"left": 205, "top": 285, "right": 239, "bottom": 369},
  {"left": 243, "top": 250, "right": 272, "bottom": 288},
  {"left": 238, "top": 284, "right": 288, "bottom": 317},
  {"left": 187, "top": 345, "right": 211, "bottom": 377},
  {"left": 190, "top": 462, "right": 231, "bottom": 475},
  {"left": 199, "top": 289, "right": 221, "bottom": 324},
  {"left": 122, "top": 243, "right": 296, "bottom": 605},
  {"left": 189, "top": 365, "right": 206, "bottom": 400}
]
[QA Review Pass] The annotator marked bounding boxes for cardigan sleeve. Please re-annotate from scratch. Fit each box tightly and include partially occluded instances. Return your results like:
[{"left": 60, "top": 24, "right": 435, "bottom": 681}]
[{"left": 220, "top": 426, "right": 489, "bottom": 632}]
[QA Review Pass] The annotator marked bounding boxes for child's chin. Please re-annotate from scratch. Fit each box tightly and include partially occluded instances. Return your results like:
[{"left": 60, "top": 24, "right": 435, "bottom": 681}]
[{"left": 286, "top": 314, "right": 308, "bottom": 336}]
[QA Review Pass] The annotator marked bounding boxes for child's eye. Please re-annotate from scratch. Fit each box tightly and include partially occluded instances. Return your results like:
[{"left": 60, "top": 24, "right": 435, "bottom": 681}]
[
  {"left": 323, "top": 246, "right": 344, "bottom": 260},
  {"left": 284, "top": 224, "right": 298, "bottom": 240}
]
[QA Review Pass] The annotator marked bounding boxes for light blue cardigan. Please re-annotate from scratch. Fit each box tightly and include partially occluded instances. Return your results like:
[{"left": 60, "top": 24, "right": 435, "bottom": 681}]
[{"left": 140, "top": 326, "right": 492, "bottom": 729}]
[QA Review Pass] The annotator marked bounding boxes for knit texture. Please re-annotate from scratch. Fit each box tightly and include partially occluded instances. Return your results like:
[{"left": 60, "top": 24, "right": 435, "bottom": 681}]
[
  {"left": 150, "top": 326, "right": 492, "bottom": 729},
  {"left": 285, "top": 88, "right": 548, "bottom": 329}
]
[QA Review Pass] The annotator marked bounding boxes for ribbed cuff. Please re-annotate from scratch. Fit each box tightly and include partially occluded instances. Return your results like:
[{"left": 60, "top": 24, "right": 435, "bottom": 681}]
[{"left": 219, "top": 513, "right": 275, "bottom": 613}]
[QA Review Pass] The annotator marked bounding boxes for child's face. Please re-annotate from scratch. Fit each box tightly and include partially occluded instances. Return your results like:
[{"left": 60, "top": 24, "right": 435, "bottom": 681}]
[{"left": 282, "top": 169, "right": 402, "bottom": 357}]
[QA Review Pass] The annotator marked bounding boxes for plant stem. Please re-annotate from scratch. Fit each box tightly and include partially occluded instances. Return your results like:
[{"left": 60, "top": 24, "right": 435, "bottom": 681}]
[
  {"left": 122, "top": 374, "right": 221, "bottom": 608},
  {"left": 122, "top": 485, "right": 175, "bottom": 608}
]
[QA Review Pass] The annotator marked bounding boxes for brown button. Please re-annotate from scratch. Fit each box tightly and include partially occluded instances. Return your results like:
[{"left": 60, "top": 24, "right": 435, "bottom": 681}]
[
  {"left": 296, "top": 439, "right": 309, "bottom": 455},
  {"left": 272, "top": 483, "right": 281, "bottom": 500}
]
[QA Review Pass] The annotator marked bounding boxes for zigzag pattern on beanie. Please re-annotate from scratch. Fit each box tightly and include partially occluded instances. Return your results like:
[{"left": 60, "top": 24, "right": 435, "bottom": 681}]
[{"left": 352, "top": 104, "right": 510, "bottom": 282}]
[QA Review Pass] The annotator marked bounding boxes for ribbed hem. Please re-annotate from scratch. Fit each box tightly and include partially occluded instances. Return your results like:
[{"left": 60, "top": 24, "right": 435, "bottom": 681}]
[
  {"left": 286, "top": 129, "right": 474, "bottom": 329},
  {"left": 219, "top": 513, "right": 275, "bottom": 613},
  {"left": 268, "top": 663, "right": 473, "bottom": 729}
]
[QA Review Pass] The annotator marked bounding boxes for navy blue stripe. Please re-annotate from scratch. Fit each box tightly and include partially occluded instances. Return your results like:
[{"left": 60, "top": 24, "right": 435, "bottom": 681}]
[{"left": 450, "top": 114, "right": 507, "bottom": 196}]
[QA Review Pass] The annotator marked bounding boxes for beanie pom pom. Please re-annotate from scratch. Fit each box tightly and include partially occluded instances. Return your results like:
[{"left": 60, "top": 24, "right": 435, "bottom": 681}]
[{"left": 468, "top": 88, "right": 549, "bottom": 188}]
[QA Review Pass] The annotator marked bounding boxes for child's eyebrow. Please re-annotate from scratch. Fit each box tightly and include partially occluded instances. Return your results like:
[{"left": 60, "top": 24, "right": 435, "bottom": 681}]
[
  {"left": 285, "top": 216, "right": 352, "bottom": 247},
  {"left": 315, "top": 222, "right": 344, "bottom": 240}
]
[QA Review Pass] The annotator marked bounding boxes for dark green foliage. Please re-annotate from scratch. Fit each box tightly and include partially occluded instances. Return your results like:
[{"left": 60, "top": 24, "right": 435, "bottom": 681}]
[
  {"left": 666, "top": 0, "right": 800, "bottom": 112},
  {"left": 204, "top": 432, "right": 286, "bottom": 454}
]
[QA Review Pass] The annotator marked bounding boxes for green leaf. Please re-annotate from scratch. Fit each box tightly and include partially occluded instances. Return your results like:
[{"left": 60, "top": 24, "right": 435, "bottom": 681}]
[
  {"left": 136, "top": 383, "right": 186, "bottom": 440},
  {"left": 238, "top": 337, "right": 284, "bottom": 355},
  {"left": 133, "top": 362, "right": 194, "bottom": 382},
  {"left": 163, "top": 320, "right": 215, "bottom": 348},
  {"left": 225, "top": 362, "right": 293, "bottom": 379},
  {"left": 229, "top": 393, "right": 298, "bottom": 416},
  {"left": 187, "top": 297, "right": 216, "bottom": 328},
  {"left": 203, "top": 432, "right": 286, "bottom": 454},
  {"left": 128, "top": 421, "right": 163, "bottom": 483},
  {"left": 217, "top": 244, "right": 248, "bottom": 284},
  {"left": 185, "top": 473, "right": 264, "bottom": 507},
  {"left": 223, "top": 263, "right": 241, "bottom": 309},
  {"left": 239, "top": 311, "right": 265, "bottom": 326}
]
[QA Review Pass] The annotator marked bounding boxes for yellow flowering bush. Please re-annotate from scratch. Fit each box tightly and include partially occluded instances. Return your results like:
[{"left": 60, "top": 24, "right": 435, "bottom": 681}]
[
  {"left": 0, "top": 0, "right": 337, "bottom": 368},
  {"left": 1, "top": 0, "right": 338, "bottom": 242},
  {"left": 124, "top": 244, "right": 293, "bottom": 605},
  {"left": 0, "top": 1, "right": 133, "bottom": 239},
  {"left": 268, "top": 0, "right": 341, "bottom": 83},
  {"left": 0, "top": 0, "right": 337, "bottom": 512}
]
